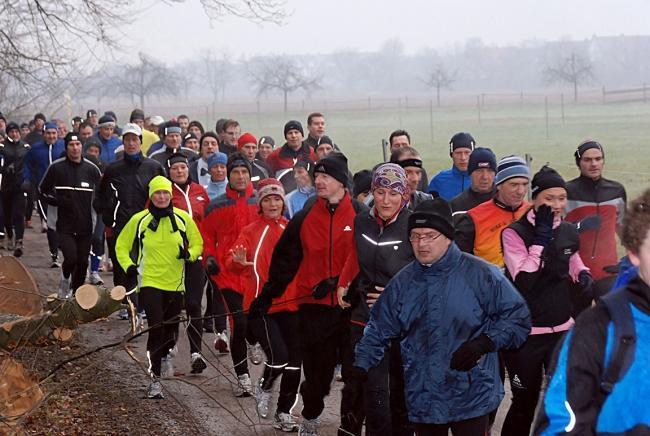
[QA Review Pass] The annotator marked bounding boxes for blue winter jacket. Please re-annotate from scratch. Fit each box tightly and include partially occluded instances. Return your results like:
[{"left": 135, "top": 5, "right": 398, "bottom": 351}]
[
  {"left": 23, "top": 139, "right": 65, "bottom": 186},
  {"left": 354, "top": 243, "right": 531, "bottom": 424},
  {"left": 93, "top": 134, "right": 122, "bottom": 164},
  {"left": 428, "top": 166, "right": 470, "bottom": 201},
  {"left": 285, "top": 185, "right": 316, "bottom": 218}
]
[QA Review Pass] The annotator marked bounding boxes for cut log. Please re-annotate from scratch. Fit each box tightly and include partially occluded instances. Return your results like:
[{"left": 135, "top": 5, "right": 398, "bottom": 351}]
[
  {"left": 0, "top": 256, "right": 42, "bottom": 316},
  {"left": 52, "top": 327, "right": 74, "bottom": 342},
  {"left": 0, "top": 356, "right": 44, "bottom": 425}
]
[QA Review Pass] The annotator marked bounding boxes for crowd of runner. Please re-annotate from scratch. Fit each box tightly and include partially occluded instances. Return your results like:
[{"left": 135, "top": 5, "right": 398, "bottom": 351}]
[{"left": 0, "top": 108, "right": 648, "bottom": 435}]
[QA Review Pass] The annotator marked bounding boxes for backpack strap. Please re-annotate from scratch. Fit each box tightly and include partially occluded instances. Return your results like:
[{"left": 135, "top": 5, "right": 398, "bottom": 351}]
[{"left": 599, "top": 290, "right": 636, "bottom": 395}]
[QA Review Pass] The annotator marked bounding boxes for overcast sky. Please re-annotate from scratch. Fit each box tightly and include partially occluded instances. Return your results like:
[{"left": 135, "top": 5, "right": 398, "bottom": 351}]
[{"left": 131, "top": 0, "right": 650, "bottom": 62}]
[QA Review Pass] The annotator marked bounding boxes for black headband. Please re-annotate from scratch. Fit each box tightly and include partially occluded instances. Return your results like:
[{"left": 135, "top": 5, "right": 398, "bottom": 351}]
[{"left": 398, "top": 158, "right": 423, "bottom": 169}]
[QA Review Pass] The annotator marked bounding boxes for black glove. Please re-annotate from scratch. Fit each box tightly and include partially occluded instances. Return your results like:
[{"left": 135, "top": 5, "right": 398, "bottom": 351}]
[
  {"left": 578, "top": 270, "right": 594, "bottom": 298},
  {"left": 205, "top": 256, "right": 220, "bottom": 275},
  {"left": 21, "top": 180, "right": 32, "bottom": 193},
  {"left": 577, "top": 214, "right": 601, "bottom": 233},
  {"left": 312, "top": 276, "right": 339, "bottom": 300},
  {"left": 450, "top": 334, "right": 496, "bottom": 372},
  {"left": 126, "top": 265, "right": 138, "bottom": 282},
  {"left": 248, "top": 293, "right": 273, "bottom": 319},
  {"left": 178, "top": 245, "right": 190, "bottom": 261},
  {"left": 533, "top": 204, "right": 554, "bottom": 247},
  {"left": 340, "top": 366, "right": 368, "bottom": 430}
]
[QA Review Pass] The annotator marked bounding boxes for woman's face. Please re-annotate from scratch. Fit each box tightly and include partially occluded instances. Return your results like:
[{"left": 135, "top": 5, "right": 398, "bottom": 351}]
[
  {"left": 210, "top": 164, "right": 227, "bottom": 182},
  {"left": 261, "top": 195, "right": 284, "bottom": 219},
  {"left": 151, "top": 190, "right": 171, "bottom": 208},
  {"left": 373, "top": 187, "right": 403, "bottom": 220},
  {"left": 169, "top": 162, "right": 189, "bottom": 185},
  {"left": 533, "top": 187, "right": 568, "bottom": 217}
]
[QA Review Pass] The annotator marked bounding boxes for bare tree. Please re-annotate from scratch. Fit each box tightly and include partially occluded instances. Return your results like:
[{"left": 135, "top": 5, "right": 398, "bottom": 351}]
[
  {"left": 422, "top": 63, "right": 457, "bottom": 107},
  {"left": 544, "top": 52, "right": 595, "bottom": 103},
  {"left": 200, "top": 49, "right": 232, "bottom": 105},
  {"left": 111, "top": 53, "right": 181, "bottom": 111},
  {"left": 248, "top": 56, "right": 321, "bottom": 113}
]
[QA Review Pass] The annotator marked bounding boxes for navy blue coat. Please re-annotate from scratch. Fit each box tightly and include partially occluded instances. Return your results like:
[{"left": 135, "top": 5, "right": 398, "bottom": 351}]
[
  {"left": 22, "top": 139, "right": 65, "bottom": 186},
  {"left": 354, "top": 242, "right": 531, "bottom": 424}
]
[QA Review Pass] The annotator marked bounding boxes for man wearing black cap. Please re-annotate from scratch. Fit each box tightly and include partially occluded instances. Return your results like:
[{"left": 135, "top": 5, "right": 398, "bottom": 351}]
[
  {"left": 249, "top": 152, "right": 367, "bottom": 435},
  {"left": 39, "top": 132, "right": 102, "bottom": 298},
  {"left": 266, "top": 120, "right": 317, "bottom": 175},
  {"left": 450, "top": 147, "right": 498, "bottom": 215},
  {"left": 388, "top": 130, "right": 430, "bottom": 191},
  {"left": 565, "top": 140, "right": 627, "bottom": 298},
  {"left": 0, "top": 122, "right": 30, "bottom": 256},
  {"left": 128, "top": 109, "right": 159, "bottom": 155},
  {"left": 89, "top": 114, "right": 122, "bottom": 164},
  {"left": 389, "top": 146, "right": 433, "bottom": 210},
  {"left": 256, "top": 136, "right": 275, "bottom": 162},
  {"left": 345, "top": 198, "right": 530, "bottom": 435},
  {"left": 149, "top": 121, "right": 198, "bottom": 170},
  {"left": 428, "top": 132, "right": 475, "bottom": 200},
  {"left": 24, "top": 113, "right": 46, "bottom": 145}
]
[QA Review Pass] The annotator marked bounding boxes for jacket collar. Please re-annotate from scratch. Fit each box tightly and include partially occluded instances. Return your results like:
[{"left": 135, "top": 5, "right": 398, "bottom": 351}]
[
  {"left": 626, "top": 276, "right": 650, "bottom": 314},
  {"left": 451, "top": 165, "right": 468, "bottom": 176},
  {"left": 226, "top": 181, "right": 254, "bottom": 200},
  {"left": 493, "top": 196, "right": 526, "bottom": 212},
  {"left": 417, "top": 242, "right": 461, "bottom": 274}
]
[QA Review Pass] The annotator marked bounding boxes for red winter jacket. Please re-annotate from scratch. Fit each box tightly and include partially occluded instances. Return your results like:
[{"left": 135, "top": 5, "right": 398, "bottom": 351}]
[
  {"left": 201, "top": 183, "right": 258, "bottom": 293},
  {"left": 171, "top": 182, "right": 209, "bottom": 225},
  {"left": 266, "top": 143, "right": 317, "bottom": 174},
  {"left": 262, "top": 193, "right": 366, "bottom": 308},
  {"left": 225, "top": 215, "right": 299, "bottom": 313}
]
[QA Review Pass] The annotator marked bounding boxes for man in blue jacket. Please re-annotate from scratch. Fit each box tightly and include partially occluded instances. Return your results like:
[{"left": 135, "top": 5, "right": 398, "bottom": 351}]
[
  {"left": 428, "top": 132, "right": 475, "bottom": 200},
  {"left": 345, "top": 198, "right": 531, "bottom": 435},
  {"left": 90, "top": 114, "right": 122, "bottom": 164}
]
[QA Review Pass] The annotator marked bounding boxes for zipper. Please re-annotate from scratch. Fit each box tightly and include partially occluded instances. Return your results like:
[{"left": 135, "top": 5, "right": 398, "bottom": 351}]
[
  {"left": 253, "top": 225, "right": 270, "bottom": 297},
  {"left": 175, "top": 184, "right": 193, "bottom": 218},
  {"left": 591, "top": 180, "right": 600, "bottom": 259}
]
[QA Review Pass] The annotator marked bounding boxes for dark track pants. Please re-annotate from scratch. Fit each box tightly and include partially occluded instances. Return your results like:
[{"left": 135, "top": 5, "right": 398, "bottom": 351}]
[
  {"left": 140, "top": 287, "right": 183, "bottom": 377},
  {"left": 58, "top": 232, "right": 92, "bottom": 291},
  {"left": 183, "top": 260, "right": 205, "bottom": 354},
  {"left": 414, "top": 414, "right": 489, "bottom": 436}
]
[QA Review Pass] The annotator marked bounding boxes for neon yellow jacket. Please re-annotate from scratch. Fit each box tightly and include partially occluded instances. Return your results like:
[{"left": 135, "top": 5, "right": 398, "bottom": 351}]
[{"left": 116, "top": 207, "right": 203, "bottom": 292}]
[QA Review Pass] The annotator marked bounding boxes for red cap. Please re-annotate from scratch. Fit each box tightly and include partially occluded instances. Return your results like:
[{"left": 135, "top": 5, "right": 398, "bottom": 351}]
[{"left": 237, "top": 132, "right": 258, "bottom": 149}]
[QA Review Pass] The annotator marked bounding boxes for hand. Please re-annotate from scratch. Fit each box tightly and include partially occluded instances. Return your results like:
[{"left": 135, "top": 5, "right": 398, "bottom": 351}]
[
  {"left": 230, "top": 245, "right": 253, "bottom": 266},
  {"left": 450, "top": 334, "right": 496, "bottom": 372},
  {"left": 248, "top": 293, "right": 273, "bottom": 319},
  {"left": 533, "top": 204, "right": 554, "bottom": 247},
  {"left": 337, "top": 286, "right": 350, "bottom": 309},
  {"left": 205, "top": 256, "right": 220, "bottom": 275},
  {"left": 126, "top": 265, "right": 138, "bottom": 281},
  {"left": 177, "top": 245, "right": 190, "bottom": 260},
  {"left": 578, "top": 270, "right": 594, "bottom": 298},
  {"left": 577, "top": 214, "right": 601, "bottom": 233},
  {"left": 312, "top": 276, "right": 339, "bottom": 300},
  {"left": 340, "top": 366, "right": 368, "bottom": 429},
  {"left": 366, "top": 285, "right": 384, "bottom": 308}
]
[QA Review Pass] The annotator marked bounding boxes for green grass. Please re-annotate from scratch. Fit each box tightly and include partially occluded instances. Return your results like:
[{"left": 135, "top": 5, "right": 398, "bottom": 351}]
[{"left": 214, "top": 101, "right": 650, "bottom": 198}]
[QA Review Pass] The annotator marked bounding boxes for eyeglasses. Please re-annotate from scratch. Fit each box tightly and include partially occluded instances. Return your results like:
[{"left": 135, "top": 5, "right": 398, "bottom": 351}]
[{"left": 409, "top": 232, "right": 443, "bottom": 243}]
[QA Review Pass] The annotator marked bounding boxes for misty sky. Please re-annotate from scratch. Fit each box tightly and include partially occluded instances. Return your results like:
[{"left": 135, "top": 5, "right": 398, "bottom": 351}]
[{"left": 132, "top": 0, "right": 648, "bottom": 62}]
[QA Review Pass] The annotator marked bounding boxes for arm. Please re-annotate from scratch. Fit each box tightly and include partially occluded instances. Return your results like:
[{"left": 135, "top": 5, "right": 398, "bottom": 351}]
[
  {"left": 115, "top": 213, "right": 140, "bottom": 272},
  {"left": 185, "top": 214, "right": 204, "bottom": 262},
  {"left": 454, "top": 213, "right": 476, "bottom": 254},
  {"left": 38, "top": 163, "right": 58, "bottom": 206},
  {"left": 502, "top": 227, "right": 546, "bottom": 299},
  {"left": 569, "top": 252, "right": 589, "bottom": 283}
]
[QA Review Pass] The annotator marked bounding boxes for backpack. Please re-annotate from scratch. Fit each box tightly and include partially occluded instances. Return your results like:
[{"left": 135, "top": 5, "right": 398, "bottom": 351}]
[{"left": 598, "top": 290, "right": 636, "bottom": 396}]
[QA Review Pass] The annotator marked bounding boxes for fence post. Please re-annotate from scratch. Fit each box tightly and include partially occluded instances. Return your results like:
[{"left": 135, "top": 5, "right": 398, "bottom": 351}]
[
  {"left": 544, "top": 96, "right": 549, "bottom": 139},
  {"left": 481, "top": 93, "right": 485, "bottom": 108},
  {"left": 398, "top": 97, "right": 403, "bottom": 127},
  {"left": 205, "top": 106, "right": 209, "bottom": 127},
  {"left": 476, "top": 95, "right": 482, "bottom": 125},
  {"left": 405, "top": 96, "right": 409, "bottom": 113},
  {"left": 429, "top": 99, "right": 434, "bottom": 147},
  {"left": 644, "top": 83, "right": 647, "bottom": 103},
  {"left": 368, "top": 97, "right": 372, "bottom": 110},
  {"left": 520, "top": 91, "right": 524, "bottom": 110},
  {"left": 602, "top": 86, "right": 606, "bottom": 104},
  {"left": 301, "top": 100, "right": 305, "bottom": 112},
  {"left": 256, "top": 100, "right": 261, "bottom": 128},
  {"left": 560, "top": 93, "right": 565, "bottom": 124},
  {"left": 525, "top": 153, "right": 533, "bottom": 201}
]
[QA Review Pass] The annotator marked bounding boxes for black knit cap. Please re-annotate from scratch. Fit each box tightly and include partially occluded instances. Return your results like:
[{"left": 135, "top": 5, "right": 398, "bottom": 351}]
[
  {"left": 408, "top": 198, "right": 455, "bottom": 240},
  {"left": 531, "top": 165, "right": 566, "bottom": 199},
  {"left": 259, "top": 135, "right": 275, "bottom": 148},
  {"left": 574, "top": 140, "right": 604, "bottom": 166},
  {"left": 314, "top": 152, "right": 349, "bottom": 187},
  {"left": 5, "top": 122, "right": 19, "bottom": 133},
  {"left": 353, "top": 169, "right": 372, "bottom": 197},
  {"left": 316, "top": 135, "right": 333, "bottom": 147},
  {"left": 167, "top": 154, "right": 189, "bottom": 171},
  {"left": 284, "top": 120, "right": 304, "bottom": 138},
  {"left": 449, "top": 132, "right": 475, "bottom": 156},
  {"left": 467, "top": 147, "right": 497, "bottom": 174},
  {"left": 130, "top": 109, "right": 145, "bottom": 122},
  {"left": 64, "top": 132, "right": 82, "bottom": 147},
  {"left": 227, "top": 151, "right": 252, "bottom": 178}
]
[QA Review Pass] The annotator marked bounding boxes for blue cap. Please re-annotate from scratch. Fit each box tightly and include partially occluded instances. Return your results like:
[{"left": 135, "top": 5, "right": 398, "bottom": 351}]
[
  {"left": 44, "top": 122, "right": 58, "bottom": 131},
  {"left": 207, "top": 151, "right": 228, "bottom": 169}
]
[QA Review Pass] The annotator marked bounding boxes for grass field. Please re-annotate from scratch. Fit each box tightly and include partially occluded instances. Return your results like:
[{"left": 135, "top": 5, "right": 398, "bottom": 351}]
[{"left": 218, "top": 101, "right": 650, "bottom": 198}]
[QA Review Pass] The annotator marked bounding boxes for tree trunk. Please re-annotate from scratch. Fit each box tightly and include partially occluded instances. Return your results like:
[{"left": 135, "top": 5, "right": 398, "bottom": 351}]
[
  {"left": 140, "top": 93, "right": 145, "bottom": 112},
  {"left": 436, "top": 85, "right": 441, "bottom": 107},
  {"left": 0, "top": 356, "right": 44, "bottom": 426},
  {"left": 283, "top": 89, "right": 288, "bottom": 114},
  {"left": 573, "top": 81, "right": 578, "bottom": 104}
]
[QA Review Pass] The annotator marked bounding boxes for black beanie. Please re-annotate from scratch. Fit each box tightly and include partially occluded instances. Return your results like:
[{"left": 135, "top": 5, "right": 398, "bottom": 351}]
[
  {"left": 314, "top": 152, "right": 349, "bottom": 187},
  {"left": 84, "top": 137, "right": 102, "bottom": 153},
  {"left": 5, "top": 122, "right": 19, "bottom": 133},
  {"left": 64, "top": 132, "right": 82, "bottom": 147},
  {"left": 353, "top": 169, "right": 372, "bottom": 197},
  {"left": 467, "top": 147, "right": 497, "bottom": 174},
  {"left": 574, "top": 140, "right": 604, "bottom": 166},
  {"left": 408, "top": 198, "right": 455, "bottom": 240},
  {"left": 130, "top": 109, "right": 145, "bottom": 122},
  {"left": 227, "top": 151, "right": 252, "bottom": 178},
  {"left": 259, "top": 135, "right": 275, "bottom": 148},
  {"left": 284, "top": 120, "right": 304, "bottom": 138},
  {"left": 531, "top": 165, "right": 566, "bottom": 198},
  {"left": 449, "top": 132, "right": 475, "bottom": 156},
  {"left": 166, "top": 154, "right": 189, "bottom": 171},
  {"left": 316, "top": 135, "right": 333, "bottom": 147}
]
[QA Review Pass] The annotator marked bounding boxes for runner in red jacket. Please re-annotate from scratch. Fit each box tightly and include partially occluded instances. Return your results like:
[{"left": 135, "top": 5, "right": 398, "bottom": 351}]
[
  {"left": 201, "top": 152, "right": 258, "bottom": 396},
  {"left": 225, "top": 178, "right": 301, "bottom": 431}
]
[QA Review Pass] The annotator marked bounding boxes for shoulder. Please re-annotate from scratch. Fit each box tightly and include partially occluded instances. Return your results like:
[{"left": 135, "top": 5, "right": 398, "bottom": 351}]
[{"left": 206, "top": 193, "right": 234, "bottom": 215}]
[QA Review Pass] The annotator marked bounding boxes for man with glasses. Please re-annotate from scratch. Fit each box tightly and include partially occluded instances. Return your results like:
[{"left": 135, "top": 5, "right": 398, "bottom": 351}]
[
  {"left": 345, "top": 198, "right": 530, "bottom": 435},
  {"left": 220, "top": 119, "right": 241, "bottom": 156}
]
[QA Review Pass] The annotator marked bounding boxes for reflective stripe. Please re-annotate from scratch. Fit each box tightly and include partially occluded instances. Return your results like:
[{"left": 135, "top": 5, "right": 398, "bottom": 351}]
[
  {"left": 253, "top": 225, "right": 271, "bottom": 297},
  {"left": 361, "top": 233, "right": 403, "bottom": 246},
  {"left": 54, "top": 185, "right": 94, "bottom": 192},
  {"left": 564, "top": 401, "right": 576, "bottom": 432}
]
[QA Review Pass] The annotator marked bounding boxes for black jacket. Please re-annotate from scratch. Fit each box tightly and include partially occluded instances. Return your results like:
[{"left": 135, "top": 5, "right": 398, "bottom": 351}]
[
  {"left": 39, "top": 157, "right": 102, "bottom": 235},
  {"left": 149, "top": 146, "right": 198, "bottom": 171},
  {"left": 450, "top": 186, "right": 496, "bottom": 214},
  {"left": 0, "top": 138, "right": 30, "bottom": 191},
  {"left": 96, "top": 154, "right": 164, "bottom": 232},
  {"left": 250, "top": 159, "right": 271, "bottom": 188}
]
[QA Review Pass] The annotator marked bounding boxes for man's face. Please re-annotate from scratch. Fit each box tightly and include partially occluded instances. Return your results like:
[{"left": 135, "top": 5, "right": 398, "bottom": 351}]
[
  {"left": 7, "top": 128, "right": 20, "bottom": 142},
  {"left": 224, "top": 125, "right": 241, "bottom": 147},
  {"left": 99, "top": 125, "right": 113, "bottom": 140},
  {"left": 133, "top": 119, "right": 145, "bottom": 128},
  {"left": 72, "top": 120, "right": 81, "bottom": 131},
  {"left": 34, "top": 119, "right": 44, "bottom": 131},
  {"left": 409, "top": 228, "right": 451, "bottom": 264},
  {"left": 165, "top": 132, "right": 181, "bottom": 149},
  {"left": 390, "top": 135, "right": 409, "bottom": 152},
  {"left": 308, "top": 116, "right": 325, "bottom": 138},
  {"left": 0, "top": 119, "right": 6, "bottom": 131},
  {"left": 286, "top": 129, "right": 303, "bottom": 149},
  {"left": 314, "top": 172, "right": 344, "bottom": 201},
  {"left": 316, "top": 143, "right": 333, "bottom": 160},
  {"left": 57, "top": 123, "right": 68, "bottom": 139},
  {"left": 86, "top": 145, "right": 100, "bottom": 158},
  {"left": 403, "top": 166, "right": 422, "bottom": 191},
  {"left": 293, "top": 166, "right": 312, "bottom": 188},
  {"left": 210, "top": 164, "right": 227, "bottom": 182},
  {"left": 88, "top": 114, "right": 98, "bottom": 126},
  {"left": 66, "top": 140, "right": 83, "bottom": 162},
  {"left": 452, "top": 148, "right": 472, "bottom": 171},
  {"left": 123, "top": 133, "right": 141, "bottom": 155},
  {"left": 629, "top": 228, "right": 650, "bottom": 285},
  {"left": 229, "top": 166, "right": 250, "bottom": 192},
  {"left": 79, "top": 126, "right": 93, "bottom": 142},
  {"left": 497, "top": 177, "right": 529, "bottom": 208},
  {"left": 184, "top": 138, "right": 199, "bottom": 152},
  {"left": 178, "top": 117, "right": 189, "bottom": 133},
  {"left": 189, "top": 125, "right": 202, "bottom": 138},
  {"left": 44, "top": 128, "right": 58, "bottom": 144},
  {"left": 201, "top": 137, "right": 218, "bottom": 160},
  {"left": 20, "top": 125, "right": 30, "bottom": 137},
  {"left": 241, "top": 142, "right": 257, "bottom": 161},
  {"left": 258, "top": 143, "right": 273, "bottom": 160},
  {"left": 169, "top": 162, "right": 189, "bottom": 185},
  {"left": 578, "top": 148, "right": 604, "bottom": 181},
  {"left": 470, "top": 169, "right": 496, "bottom": 193}
]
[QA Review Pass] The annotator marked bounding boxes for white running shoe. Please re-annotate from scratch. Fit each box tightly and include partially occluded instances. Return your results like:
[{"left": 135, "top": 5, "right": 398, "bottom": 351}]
[
  {"left": 255, "top": 386, "right": 272, "bottom": 418},
  {"left": 298, "top": 417, "right": 320, "bottom": 436},
  {"left": 89, "top": 271, "right": 103, "bottom": 285},
  {"left": 161, "top": 355, "right": 175, "bottom": 378},
  {"left": 274, "top": 412, "right": 299, "bottom": 432},
  {"left": 190, "top": 352, "right": 207, "bottom": 374},
  {"left": 57, "top": 275, "right": 71, "bottom": 299},
  {"left": 214, "top": 330, "right": 229, "bottom": 354},
  {"left": 234, "top": 373, "right": 253, "bottom": 397},
  {"left": 147, "top": 379, "right": 164, "bottom": 399},
  {"left": 249, "top": 342, "right": 265, "bottom": 365},
  {"left": 335, "top": 364, "right": 343, "bottom": 382}
]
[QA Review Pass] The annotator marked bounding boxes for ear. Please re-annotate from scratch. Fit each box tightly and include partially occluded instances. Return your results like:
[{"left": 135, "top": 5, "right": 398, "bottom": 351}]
[{"left": 628, "top": 250, "right": 641, "bottom": 268}]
